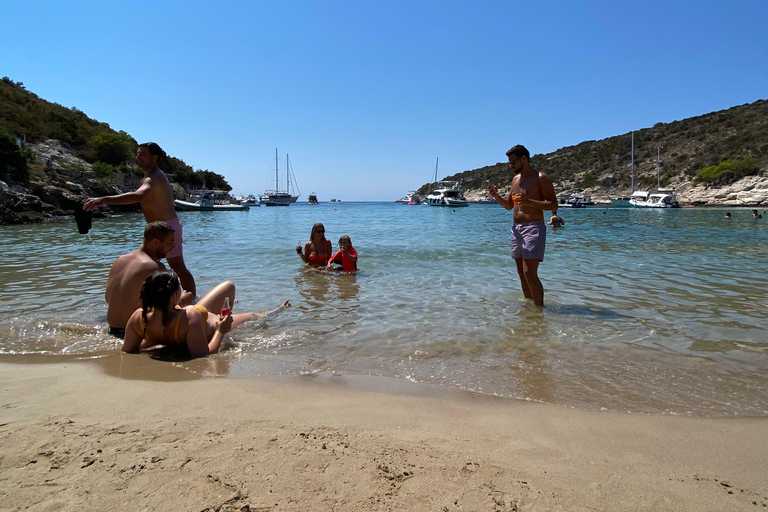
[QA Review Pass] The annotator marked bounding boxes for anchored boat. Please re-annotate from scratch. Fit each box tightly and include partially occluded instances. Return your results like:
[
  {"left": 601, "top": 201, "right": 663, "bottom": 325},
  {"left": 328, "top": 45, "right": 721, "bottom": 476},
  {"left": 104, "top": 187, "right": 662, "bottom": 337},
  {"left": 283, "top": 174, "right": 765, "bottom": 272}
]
[
  {"left": 260, "top": 148, "right": 300, "bottom": 206},
  {"left": 174, "top": 190, "right": 249, "bottom": 211},
  {"left": 425, "top": 157, "right": 468, "bottom": 207}
]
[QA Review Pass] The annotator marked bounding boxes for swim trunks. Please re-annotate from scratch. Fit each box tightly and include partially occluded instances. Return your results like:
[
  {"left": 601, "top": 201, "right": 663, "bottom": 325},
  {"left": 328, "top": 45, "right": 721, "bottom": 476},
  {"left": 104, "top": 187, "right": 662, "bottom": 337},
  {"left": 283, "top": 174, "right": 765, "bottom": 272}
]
[
  {"left": 329, "top": 247, "right": 358, "bottom": 271},
  {"left": 510, "top": 221, "right": 546, "bottom": 261},
  {"left": 107, "top": 326, "right": 126, "bottom": 339},
  {"left": 164, "top": 217, "right": 184, "bottom": 259}
]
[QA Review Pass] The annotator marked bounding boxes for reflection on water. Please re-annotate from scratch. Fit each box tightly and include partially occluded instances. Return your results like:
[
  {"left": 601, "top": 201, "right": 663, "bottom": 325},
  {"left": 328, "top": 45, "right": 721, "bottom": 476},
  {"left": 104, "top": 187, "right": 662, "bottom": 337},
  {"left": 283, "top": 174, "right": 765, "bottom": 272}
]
[{"left": 0, "top": 205, "right": 767, "bottom": 416}]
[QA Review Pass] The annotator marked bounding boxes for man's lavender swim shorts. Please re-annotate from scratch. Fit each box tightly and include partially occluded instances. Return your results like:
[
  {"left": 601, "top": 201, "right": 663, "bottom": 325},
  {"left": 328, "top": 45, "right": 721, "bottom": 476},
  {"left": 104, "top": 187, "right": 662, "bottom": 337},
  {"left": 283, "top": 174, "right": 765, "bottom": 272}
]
[{"left": 510, "top": 221, "right": 546, "bottom": 261}]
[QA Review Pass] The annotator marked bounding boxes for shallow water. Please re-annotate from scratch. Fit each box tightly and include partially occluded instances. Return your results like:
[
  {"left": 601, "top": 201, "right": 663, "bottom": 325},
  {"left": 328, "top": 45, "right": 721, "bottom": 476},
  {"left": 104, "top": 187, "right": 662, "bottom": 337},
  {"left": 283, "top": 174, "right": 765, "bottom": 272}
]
[{"left": 1, "top": 203, "right": 767, "bottom": 416}]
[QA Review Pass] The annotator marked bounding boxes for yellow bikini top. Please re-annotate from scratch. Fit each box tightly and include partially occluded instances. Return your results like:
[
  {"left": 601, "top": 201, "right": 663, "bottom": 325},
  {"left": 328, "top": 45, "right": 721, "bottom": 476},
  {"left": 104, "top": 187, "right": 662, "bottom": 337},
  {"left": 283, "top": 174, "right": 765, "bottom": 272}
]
[{"left": 141, "top": 304, "right": 208, "bottom": 343}]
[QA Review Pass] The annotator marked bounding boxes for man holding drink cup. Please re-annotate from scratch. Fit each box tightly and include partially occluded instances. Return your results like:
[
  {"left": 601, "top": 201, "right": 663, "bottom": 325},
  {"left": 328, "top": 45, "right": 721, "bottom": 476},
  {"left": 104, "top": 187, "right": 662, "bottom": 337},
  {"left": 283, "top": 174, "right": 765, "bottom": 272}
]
[{"left": 488, "top": 145, "right": 558, "bottom": 307}]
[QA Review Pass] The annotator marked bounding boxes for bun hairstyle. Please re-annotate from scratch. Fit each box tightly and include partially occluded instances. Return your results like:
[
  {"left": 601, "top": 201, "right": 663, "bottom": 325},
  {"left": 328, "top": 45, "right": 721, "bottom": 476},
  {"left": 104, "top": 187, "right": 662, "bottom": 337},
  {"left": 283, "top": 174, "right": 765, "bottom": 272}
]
[{"left": 139, "top": 270, "right": 181, "bottom": 329}]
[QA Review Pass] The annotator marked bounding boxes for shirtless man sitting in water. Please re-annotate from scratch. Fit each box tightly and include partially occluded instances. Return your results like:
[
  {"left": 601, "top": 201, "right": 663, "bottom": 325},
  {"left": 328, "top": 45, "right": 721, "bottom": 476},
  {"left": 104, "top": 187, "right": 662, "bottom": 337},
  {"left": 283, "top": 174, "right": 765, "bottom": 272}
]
[{"left": 105, "top": 221, "right": 194, "bottom": 338}]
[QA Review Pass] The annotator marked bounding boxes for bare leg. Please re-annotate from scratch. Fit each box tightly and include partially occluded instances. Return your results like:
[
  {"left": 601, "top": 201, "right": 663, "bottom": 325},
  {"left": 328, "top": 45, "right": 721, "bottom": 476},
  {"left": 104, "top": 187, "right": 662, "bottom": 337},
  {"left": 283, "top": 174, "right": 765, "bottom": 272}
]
[
  {"left": 167, "top": 255, "right": 197, "bottom": 298},
  {"left": 230, "top": 313, "right": 255, "bottom": 330},
  {"left": 229, "top": 301, "right": 289, "bottom": 330},
  {"left": 514, "top": 258, "right": 533, "bottom": 300},
  {"left": 198, "top": 281, "right": 235, "bottom": 315},
  {"left": 521, "top": 259, "right": 544, "bottom": 307}
]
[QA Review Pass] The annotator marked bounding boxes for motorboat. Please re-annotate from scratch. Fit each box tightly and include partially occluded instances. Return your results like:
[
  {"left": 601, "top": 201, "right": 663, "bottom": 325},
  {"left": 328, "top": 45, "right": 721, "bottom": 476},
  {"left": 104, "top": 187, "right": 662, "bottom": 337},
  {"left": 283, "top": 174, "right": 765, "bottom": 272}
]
[
  {"left": 307, "top": 193, "right": 319, "bottom": 205},
  {"left": 476, "top": 172, "right": 496, "bottom": 203},
  {"left": 402, "top": 191, "right": 420, "bottom": 205},
  {"left": 245, "top": 194, "right": 260, "bottom": 207},
  {"left": 629, "top": 190, "right": 680, "bottom": 208},
  {"left": 559, "top": 192, "right": 594, "bottom": 207},
  {"left": 175, "top": 190, "right": 249, "bottom": 211},
  {"left": 425, "top": 181, "right": 469, "bottom": 207},
  {"left": 260, "top": 148, "right": 300, "bottom": 206},
  {"left": 424, "top": 157, "right": 468, "bottom": 207}
]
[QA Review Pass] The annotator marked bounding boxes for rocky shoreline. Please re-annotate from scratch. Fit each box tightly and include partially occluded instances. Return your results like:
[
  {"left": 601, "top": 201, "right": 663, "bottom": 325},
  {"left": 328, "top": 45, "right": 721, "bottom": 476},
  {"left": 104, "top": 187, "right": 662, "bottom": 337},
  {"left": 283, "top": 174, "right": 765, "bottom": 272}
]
[
  {"left": 2, "top": 140, "right": 767, "bottom": 225},
  {"left": 0, "top": 140, "right": 186, "bottom": 224},
  {"left": 461, "top": 175, "right": 768, "bottom": 207}
]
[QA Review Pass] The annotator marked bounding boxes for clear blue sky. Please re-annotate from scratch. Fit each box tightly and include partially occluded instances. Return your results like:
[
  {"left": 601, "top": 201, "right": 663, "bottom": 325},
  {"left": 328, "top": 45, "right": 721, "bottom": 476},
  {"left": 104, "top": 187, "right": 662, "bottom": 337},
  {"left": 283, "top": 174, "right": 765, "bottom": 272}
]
[{"left": 2, "top": 0, "right": 766, "bottom": 200}]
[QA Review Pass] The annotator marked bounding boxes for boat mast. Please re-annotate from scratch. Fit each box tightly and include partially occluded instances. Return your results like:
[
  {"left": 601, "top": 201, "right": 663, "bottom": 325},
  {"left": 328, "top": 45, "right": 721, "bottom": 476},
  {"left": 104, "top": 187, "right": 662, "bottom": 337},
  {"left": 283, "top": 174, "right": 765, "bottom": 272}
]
[
  {"left": 274, "top": 148, "right": 279, "bottom": 193},
  {"left": 434, "top": 157, "right": 439, "bottom": 184},
  {"left": 657, "top": 145, "right": 662, "bottom": 189},
  {"left": 286, "top": 153, "right": 290, "bottom": 194},
  {"left": 631, "top": 132, "right": 635, "bottom": 193}
]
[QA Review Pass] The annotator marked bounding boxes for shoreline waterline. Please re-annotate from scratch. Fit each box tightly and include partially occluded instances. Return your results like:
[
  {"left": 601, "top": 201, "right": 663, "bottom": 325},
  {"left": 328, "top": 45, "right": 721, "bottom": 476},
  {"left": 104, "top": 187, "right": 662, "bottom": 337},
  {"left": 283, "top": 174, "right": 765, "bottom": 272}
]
[{"left": 1, "top": 203, "right": 766, "bottom": 417}]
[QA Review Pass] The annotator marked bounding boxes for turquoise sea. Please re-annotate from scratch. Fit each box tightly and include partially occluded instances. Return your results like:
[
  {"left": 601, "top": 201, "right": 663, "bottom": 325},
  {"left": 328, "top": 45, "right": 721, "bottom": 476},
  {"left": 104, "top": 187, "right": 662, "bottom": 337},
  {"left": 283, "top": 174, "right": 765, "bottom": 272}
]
[{"left": 1, "top": 202, "right": 766, "bottom": 417}]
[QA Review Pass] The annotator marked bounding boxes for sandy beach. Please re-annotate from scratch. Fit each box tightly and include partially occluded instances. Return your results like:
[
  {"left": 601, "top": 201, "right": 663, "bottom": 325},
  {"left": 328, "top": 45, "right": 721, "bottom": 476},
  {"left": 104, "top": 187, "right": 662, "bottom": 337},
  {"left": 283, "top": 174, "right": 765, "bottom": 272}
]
[{"left": 1, "top": 355, "right": 766, "bottom": 512}]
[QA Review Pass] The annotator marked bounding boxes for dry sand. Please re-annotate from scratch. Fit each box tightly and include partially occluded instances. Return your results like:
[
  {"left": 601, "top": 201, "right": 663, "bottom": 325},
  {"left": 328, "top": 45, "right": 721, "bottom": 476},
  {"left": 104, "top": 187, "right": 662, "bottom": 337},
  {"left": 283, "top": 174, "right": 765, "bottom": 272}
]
[{"left": 1, "top": 354, "right": 766, "bottom": 512}]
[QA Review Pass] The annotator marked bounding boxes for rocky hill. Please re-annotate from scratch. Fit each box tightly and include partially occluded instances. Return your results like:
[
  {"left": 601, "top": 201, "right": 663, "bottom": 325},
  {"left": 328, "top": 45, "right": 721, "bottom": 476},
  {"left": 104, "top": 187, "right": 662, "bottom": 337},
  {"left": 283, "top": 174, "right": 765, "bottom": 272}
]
[
  {"left": 421, "top": 99, "right": 768, "bottom": 206},
  {"left": 0, "top": 77, "right": 229, "bottom": 224}
]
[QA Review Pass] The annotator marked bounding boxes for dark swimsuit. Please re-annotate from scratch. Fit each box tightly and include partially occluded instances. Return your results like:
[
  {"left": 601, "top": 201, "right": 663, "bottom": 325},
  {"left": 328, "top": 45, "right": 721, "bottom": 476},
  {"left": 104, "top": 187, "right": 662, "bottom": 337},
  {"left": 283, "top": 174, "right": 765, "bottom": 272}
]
[{"left": 108, "top": 326, "right": 126, "bottom": 339}]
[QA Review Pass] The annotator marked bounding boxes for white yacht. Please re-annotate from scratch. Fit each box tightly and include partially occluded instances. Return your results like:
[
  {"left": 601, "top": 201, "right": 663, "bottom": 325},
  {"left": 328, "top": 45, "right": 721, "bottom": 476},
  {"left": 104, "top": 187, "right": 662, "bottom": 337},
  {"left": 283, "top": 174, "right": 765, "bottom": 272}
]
[
  {"left": 425, "top": 181, "right": 469, "bottom": 207},
  {"left": 629, "top": 190, "right": 680, "bottom": 208},
  {"left": 402, "top": 191, "right": 420, "bottom": 205}
]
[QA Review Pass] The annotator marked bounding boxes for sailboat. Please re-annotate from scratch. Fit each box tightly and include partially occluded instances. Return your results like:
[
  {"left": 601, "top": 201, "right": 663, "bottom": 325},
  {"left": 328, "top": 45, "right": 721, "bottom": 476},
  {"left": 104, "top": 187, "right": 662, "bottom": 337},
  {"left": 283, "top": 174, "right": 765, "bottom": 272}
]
[
  {"left": 629, "top": 144, "right": 680, "bottom": 208},
  {"left": 608, "top": 133, "right": 679, "bottom": 208},
  {"left": 476, "top": 171, "right": 496, "bottom": 204},
  {"left": 260, "top": 148, "right": 300, "bottom": 206}
]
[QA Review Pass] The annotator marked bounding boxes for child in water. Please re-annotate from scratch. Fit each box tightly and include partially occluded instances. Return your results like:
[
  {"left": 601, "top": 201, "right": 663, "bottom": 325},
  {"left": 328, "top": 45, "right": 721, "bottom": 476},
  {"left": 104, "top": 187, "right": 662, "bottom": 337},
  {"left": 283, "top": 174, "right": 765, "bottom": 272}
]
[{"left": 327, "top": 235, "right": 358, "bottom": 272}]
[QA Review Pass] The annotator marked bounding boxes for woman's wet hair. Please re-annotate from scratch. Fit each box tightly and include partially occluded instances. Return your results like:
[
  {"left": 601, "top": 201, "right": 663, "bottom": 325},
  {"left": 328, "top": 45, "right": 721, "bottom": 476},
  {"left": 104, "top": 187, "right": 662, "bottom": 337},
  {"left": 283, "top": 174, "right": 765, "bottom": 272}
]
[
  {"left": 310, "top": 223, "right": 325, "bottom": 240},
  {"left": 139, "top": 270, "right": 180, "bottom": 329}
]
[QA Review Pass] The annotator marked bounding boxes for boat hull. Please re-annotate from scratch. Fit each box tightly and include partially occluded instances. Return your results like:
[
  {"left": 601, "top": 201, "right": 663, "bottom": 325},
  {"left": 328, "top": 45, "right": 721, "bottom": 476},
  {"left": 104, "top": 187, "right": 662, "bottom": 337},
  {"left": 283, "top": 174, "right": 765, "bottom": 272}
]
[
  {"left": 611, "top": 198, "right": 632, "bottom": 208},
  {"left": 426, "top": 198, "right": 469, "bottom": 207},
  {"left": 260, "top": 193, "right": 299, "bottom": 206},
  {"left": 174, "top": 200, "right": 249, "bottom": 211}
]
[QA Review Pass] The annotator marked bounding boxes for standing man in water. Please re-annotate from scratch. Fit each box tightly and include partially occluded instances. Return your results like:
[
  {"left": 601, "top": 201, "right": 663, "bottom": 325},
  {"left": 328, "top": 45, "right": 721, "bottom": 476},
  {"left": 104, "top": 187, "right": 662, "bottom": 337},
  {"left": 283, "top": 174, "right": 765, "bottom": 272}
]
[
  {"left": 84, "top": 142, "right": 196, "bottom": 298},
  {"left": 488, "top": 145, "right": 558, "bottom": 307}
]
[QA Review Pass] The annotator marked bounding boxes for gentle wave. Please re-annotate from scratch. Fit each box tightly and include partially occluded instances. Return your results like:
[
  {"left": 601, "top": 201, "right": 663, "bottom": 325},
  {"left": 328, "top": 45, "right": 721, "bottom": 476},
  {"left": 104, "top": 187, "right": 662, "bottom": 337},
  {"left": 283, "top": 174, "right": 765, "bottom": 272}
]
[{"left": 0, "top": 204, "right": 766, "bottom": 416}]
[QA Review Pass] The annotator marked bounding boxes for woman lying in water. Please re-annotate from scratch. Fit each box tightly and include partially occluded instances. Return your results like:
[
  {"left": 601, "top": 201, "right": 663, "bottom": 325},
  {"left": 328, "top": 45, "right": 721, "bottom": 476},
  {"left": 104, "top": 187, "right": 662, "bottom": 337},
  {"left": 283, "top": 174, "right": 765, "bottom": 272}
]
[{"left": 122, "top": 270, "right": 290, "bottom": 358}]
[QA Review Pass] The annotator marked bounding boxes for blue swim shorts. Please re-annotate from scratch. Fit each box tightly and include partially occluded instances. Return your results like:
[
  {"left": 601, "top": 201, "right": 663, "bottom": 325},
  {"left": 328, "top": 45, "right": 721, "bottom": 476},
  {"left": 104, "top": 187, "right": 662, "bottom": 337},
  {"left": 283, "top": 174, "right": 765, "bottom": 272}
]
[{"left": 510, "top": 221, "right": 547, "bottom": 261}]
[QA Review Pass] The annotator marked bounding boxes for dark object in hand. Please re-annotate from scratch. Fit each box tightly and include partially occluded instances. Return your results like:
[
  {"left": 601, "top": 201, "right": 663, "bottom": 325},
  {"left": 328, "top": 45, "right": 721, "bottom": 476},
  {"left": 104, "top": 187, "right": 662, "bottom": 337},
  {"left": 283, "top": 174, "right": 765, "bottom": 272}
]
[{"left": 74, "top": 202, "right": 93, "bottom": 234}]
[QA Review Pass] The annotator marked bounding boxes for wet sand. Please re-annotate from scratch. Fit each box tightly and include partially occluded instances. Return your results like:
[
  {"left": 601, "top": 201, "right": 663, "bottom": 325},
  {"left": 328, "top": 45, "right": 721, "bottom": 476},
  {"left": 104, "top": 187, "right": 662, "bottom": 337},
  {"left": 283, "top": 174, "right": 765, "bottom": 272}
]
[{"left": 1, "top": 355, "right": 766, "bottom": 511}]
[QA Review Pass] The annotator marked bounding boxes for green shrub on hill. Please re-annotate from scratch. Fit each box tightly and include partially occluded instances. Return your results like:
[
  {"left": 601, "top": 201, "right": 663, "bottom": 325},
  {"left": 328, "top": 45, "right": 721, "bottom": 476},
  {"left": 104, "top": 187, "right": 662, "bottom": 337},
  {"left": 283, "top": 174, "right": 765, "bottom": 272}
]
[
  {"left": 694, "top": 158, "right": 759, "bottom": 186},
  {"left": 0, "top": 77, "right": 232, "bottom": 192},
  {"left": 91, "top": 131, "right": 135, "bottom": 166}
]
